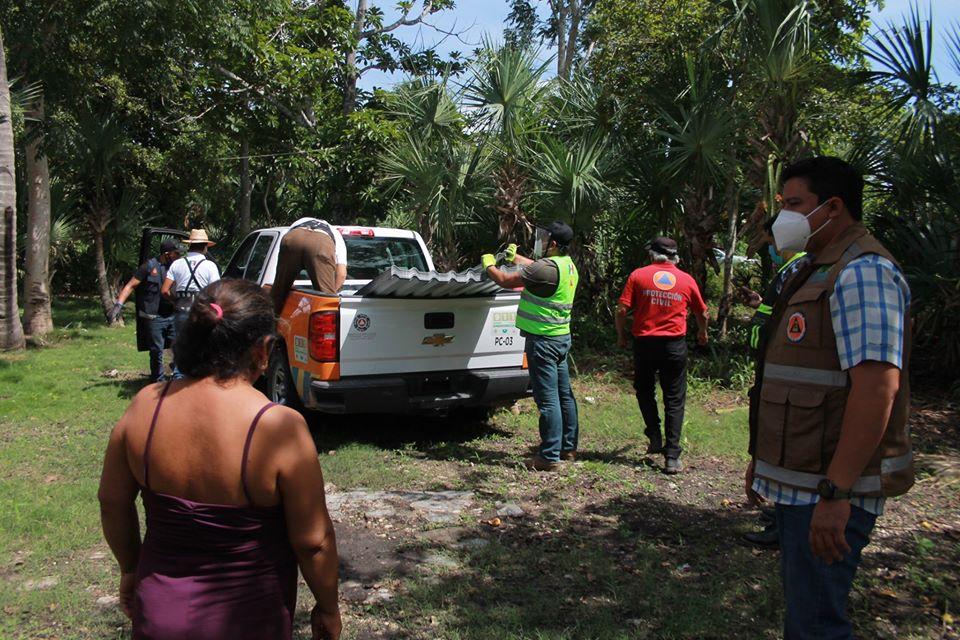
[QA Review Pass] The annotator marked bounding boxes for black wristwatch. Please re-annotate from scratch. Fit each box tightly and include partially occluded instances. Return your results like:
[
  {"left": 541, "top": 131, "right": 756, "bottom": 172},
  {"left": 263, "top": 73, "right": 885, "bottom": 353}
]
[{"left": 816, "top": 478, "right": 852, "bottom": 500}]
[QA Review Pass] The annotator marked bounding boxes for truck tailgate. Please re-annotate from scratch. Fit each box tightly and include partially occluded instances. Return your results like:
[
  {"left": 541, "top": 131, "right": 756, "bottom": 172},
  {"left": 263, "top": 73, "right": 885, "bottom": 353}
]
[{"left": 338, "top": 295, "right": 524, "bottom": 377}]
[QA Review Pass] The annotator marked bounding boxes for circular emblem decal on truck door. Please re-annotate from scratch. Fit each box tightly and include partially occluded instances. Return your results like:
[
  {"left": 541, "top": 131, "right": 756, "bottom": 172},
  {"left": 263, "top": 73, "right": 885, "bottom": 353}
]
[
  {"left": 786, "top": 312, "right": 806, "bottom": 343},
  {"left": 353, "top": 314, "right": 371, "bottom": 332}
]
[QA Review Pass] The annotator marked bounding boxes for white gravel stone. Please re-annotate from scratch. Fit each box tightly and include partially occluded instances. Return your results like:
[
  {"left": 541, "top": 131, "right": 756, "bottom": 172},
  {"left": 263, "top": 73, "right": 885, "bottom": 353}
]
[
  {"left": 496, "top": 502, "right": 525, "bottom": 518},
  {"left": 22, "top": 576, "right": 58, "bottom": 591}
]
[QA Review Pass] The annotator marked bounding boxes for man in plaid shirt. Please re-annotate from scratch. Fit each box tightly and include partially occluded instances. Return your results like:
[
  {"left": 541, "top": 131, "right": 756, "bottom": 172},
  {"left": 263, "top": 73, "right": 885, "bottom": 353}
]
[{"left": 746, "top": 157, "right": 913, "bottom": 639}]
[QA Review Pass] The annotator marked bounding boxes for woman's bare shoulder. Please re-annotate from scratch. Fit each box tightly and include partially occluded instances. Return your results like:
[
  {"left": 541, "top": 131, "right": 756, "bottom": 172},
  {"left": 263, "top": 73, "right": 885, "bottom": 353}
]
[
  {"left": 251, "top": 403, "right": 313, "bottom": 456},
  {"left": 120, "top": 382, "right": 168, "bottom": 424},
  {"left": 259, "top": 403, "right": 309, "bottom": 434}
]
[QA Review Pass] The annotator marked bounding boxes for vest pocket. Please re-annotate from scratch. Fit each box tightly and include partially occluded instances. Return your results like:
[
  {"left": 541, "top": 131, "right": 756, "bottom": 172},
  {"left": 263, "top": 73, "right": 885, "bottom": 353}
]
[
  {"left": 783, "top": 286, "right": 828, "bottom": 349},
  {"left": 756, "top": 384, "right": 789, "bottom": 464},
  {"left": 782, "top": 387, "right": 827, "bottom": 472}
]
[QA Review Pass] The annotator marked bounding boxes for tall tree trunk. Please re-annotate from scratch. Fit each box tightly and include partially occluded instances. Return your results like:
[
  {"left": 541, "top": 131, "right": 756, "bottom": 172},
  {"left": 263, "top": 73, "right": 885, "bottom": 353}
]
[
  {"left": 342, "top": 0, "right": 368, "bottom": 115},
  {"left": 682, "top": 188, "right": 716, "bottom": 299},
  {"left": 717, "top": 188, "right": 741, "bottom": 337},
  {"left": 0, "top": 26, "right": 25, "bottom": 351},
  {"left": 562, "top": 0, "right": 580, "bottom": 81},
  {"left": 23, "top": 97, "right": 53, "bottom": 337},
  {"left": 91, "top": 210, "right": 120, "bottom": 326},
  {"left": 554, "top": 0, "right": 569, "bottom": 80},
  {"left": 238, "top": 137, "right": 251, "bottom": 237}
]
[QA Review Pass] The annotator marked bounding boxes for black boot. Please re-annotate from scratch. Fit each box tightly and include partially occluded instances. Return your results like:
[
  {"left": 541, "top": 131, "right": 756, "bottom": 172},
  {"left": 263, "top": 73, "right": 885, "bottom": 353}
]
[{"left": 742, "top": 522, "right": 779, "bottom": 548}]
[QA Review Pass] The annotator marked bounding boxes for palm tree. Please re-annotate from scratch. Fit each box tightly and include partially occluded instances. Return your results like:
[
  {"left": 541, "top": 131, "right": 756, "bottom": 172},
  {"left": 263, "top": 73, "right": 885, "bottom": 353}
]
[
  {"left": 854, "top": 7, "right": 959, "bottom": 378},
  {"left": 0, "top": 25, "right": 25, "bottom": 350},
  {"left": 525, "top": 130, "right": 613, "bottom": 231},
  {"left": 22, "top": 92, "right": 53, "bottom": 338},
  {"left": 655, "top": 55, "right": 737, "bottom": 291},
  {"left": 716, "top": 0, "right": 815, "bottom": 244},
  {"left": 72, "top": 112, "right": 128, "bottom": 325},
  {"left": 863, "top": 6, "right": 943, "bottom": 155},
  {"left": 379, "top": 79, "right": 492, "bottom": 269},
  {"left": 463, "top": 43, "right": 551, "bottom": 244},
  {"left": 856, "top": 6, "right": 957, "bottom": 224},
  {"left": 379, "top": 133, "right": 492, "bottom": 270}
]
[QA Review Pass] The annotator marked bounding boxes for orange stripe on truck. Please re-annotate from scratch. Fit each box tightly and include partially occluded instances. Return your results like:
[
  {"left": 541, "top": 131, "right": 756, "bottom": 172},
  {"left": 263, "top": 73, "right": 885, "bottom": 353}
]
[{"left": 278, "top": 290, "right": 341, "bottom": 382}]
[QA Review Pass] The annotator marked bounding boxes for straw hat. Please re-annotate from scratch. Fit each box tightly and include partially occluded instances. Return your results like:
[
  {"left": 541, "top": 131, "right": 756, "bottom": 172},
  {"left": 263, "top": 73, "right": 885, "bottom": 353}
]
[{"left": 186, "top": 229, "right": 216, "bottom": 246}]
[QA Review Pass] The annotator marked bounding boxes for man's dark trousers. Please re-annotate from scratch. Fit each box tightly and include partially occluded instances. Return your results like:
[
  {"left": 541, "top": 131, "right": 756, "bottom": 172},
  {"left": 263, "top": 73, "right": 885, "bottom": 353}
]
[
  {"left": 632, "top": 335, "right": 687, "bottom": 459},
  {"left": 776, "top": 503, "right": 877, "bottom": 639},
  {"left": 147, "top": 315, "right": 176, "bottom": 382}
]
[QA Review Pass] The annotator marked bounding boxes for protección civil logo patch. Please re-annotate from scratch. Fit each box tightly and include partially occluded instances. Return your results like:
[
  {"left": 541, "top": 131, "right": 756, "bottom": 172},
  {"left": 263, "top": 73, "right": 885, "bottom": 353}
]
[
  {"left": 653, "top": 270, "right": 677, "bottom": 291},
  {"left": 786, "top": 312, "right": 806, "bottom": 343}
]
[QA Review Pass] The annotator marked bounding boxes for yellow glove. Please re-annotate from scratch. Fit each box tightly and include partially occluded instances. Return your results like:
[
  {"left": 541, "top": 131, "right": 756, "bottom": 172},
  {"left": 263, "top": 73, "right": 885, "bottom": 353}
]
[
  {"left": 504, "top": 244, "right": 518, "bottom": 264},
  {"left": 481, "top": 254, "right": 497, "bottom": 270}
]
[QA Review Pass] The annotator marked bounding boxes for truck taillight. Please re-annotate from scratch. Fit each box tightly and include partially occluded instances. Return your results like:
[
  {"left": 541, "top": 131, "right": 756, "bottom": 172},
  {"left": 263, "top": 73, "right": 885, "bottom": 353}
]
[{"left": 309, "top": 311, "right": 339, "bottom": 362}]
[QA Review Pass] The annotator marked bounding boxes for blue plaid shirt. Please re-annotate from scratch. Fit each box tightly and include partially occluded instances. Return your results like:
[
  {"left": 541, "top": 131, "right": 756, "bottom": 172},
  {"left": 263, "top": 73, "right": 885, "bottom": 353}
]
[{"left": 754, "top": 254, "right": 910, "bottom": 515}]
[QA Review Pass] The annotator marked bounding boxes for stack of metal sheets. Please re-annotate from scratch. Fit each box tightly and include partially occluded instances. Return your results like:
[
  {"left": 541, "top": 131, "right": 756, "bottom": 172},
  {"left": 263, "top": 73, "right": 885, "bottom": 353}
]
[{"left": 354, "top": 265, "right": 522, "bottom": 298}]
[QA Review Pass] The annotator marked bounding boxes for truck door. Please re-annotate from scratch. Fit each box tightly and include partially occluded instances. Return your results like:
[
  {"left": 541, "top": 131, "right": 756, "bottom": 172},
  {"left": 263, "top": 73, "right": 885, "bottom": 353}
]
[
  {"left": 224, "top": 231, "right": 279, "bottom": 285},
  {"left": 135, "top": 227, "right": 188, "bottom": 352}
]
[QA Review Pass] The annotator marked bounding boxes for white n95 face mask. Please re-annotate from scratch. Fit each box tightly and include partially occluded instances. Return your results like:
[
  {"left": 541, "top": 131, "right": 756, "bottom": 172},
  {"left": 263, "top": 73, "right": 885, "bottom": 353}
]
[{"left": 772, "top": 201, "right": 830, "bottom": 253}]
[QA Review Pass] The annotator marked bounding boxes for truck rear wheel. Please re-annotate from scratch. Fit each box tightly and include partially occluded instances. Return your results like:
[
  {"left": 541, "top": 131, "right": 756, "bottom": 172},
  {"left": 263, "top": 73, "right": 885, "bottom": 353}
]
[{"left": 265, "top": 346, "right": 303, "bottom": 409}]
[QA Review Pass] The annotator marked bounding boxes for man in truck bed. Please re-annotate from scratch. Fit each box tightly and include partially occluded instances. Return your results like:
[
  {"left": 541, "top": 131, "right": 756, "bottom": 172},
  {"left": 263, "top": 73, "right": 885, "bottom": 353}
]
[
  {"left": 483, "top": 221, "right": 580, "bottom": 471},
  {"left": 270, "top": 217, "right": 347, "bottom": 313}
]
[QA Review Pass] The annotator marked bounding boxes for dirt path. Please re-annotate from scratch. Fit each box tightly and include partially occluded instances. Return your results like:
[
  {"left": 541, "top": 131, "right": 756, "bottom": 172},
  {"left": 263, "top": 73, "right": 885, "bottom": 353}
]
[{"left": 292, "top": 394, "right": 960, "bottom": 639}]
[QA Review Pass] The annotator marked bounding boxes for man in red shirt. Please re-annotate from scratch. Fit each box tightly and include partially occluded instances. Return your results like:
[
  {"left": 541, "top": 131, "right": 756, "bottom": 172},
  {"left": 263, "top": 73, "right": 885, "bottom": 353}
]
[{"left": 615, "top": 237, "right": 708, "bottom": 474}]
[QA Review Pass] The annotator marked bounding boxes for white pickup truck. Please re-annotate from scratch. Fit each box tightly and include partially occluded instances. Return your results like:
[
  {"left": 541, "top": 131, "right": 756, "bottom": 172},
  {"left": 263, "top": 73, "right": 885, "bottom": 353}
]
[{"left": 223, "top": 223, "right": 530, "bottom": 414}]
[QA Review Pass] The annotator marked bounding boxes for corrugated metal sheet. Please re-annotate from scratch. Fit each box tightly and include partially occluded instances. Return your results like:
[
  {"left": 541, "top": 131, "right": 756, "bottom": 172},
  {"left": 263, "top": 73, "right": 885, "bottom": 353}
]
[{"left": 354, "top": 265, "right": 522, "bottom": 298}]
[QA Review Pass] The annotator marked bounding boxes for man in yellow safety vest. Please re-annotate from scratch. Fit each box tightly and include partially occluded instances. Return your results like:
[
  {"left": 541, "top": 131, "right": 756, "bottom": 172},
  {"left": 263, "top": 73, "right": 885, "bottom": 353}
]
[{"left": 483, "top": 221, "right": 580, "bottom": 471}]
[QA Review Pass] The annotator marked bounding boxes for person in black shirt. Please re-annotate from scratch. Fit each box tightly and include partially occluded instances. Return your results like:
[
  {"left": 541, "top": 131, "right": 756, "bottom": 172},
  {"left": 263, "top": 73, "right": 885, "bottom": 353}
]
[{"left": 110, "top": 239, "right": 182, "bottom": 381}]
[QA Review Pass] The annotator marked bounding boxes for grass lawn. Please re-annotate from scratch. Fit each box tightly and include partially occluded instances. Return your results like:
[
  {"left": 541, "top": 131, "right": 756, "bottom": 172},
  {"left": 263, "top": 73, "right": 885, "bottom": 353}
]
[{"left": 1, "top": 298, "right": 957, "bottom": 639}]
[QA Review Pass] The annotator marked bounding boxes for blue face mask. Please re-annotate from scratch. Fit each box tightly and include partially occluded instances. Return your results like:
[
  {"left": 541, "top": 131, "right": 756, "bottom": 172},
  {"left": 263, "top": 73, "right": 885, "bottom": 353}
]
[{"left": 768, "top": 244, "right": 785, "bottom": 268}]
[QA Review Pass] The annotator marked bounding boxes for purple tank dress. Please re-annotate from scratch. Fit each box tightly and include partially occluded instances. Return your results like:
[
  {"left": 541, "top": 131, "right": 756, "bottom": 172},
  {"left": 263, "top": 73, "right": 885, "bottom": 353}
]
[{"left": 134, "top": 382, "right": 298, "bottom": 640}]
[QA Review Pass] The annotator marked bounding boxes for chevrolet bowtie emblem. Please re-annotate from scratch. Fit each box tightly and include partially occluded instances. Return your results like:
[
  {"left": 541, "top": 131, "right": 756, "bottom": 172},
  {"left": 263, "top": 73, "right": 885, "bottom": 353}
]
[{"left": 422, "top": 333, "right": 455, "bottom": 347}]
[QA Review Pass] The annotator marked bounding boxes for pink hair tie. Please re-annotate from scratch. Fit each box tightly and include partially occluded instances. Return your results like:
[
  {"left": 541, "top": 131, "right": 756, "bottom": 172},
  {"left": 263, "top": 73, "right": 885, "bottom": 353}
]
[{"left": 210, "top": 303, "right": 224, "bottom": 320}]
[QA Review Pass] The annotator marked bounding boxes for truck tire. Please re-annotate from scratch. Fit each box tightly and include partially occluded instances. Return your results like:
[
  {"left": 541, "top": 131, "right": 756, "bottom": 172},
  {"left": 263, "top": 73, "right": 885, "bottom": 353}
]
[{"left": 265, "top": 346, "right": 303, "bottom": 410}]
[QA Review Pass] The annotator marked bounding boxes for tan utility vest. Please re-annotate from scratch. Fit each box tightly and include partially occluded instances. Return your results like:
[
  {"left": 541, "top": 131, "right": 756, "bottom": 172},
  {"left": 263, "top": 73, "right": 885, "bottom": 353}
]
[{"left": 754, "top": 223, "right": 914, "bottom": 498}]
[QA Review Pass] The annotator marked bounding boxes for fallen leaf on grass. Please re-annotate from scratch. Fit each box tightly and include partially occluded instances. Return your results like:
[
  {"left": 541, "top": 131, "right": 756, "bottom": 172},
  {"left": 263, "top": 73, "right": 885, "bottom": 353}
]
[{"left": 876, "top": 587, "right": 899, "bottom": 599}]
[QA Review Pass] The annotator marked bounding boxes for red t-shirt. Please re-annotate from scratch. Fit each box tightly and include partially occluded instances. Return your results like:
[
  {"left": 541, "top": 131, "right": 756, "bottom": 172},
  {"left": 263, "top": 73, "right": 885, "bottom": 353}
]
[{"left": 619, "top": 263, "right": 707, "bottom": 337}]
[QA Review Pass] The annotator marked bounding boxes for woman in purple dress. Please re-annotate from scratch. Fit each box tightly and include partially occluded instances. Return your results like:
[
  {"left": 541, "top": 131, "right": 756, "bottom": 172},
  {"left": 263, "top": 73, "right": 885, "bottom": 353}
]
[{"left": 99, "top": 279, "right": 341, "bottom": 640}]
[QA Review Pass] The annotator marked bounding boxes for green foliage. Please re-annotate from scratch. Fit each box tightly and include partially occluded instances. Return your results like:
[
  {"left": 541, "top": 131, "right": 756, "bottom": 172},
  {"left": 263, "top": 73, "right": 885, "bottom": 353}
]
[
  {"left": 524, "top": 129, "right": 613, "bottom": 228},
  {"left": 378, "top": 78, "right": 494, "bottom": 269},
  {"left": 847, "top": 6, "right": 960, "bottom": 380},
  {"left": 463, "top": 42, "right": 552, "bottom": 153},
  {"left": 864, "top": 5, "right": 947, "bottom": 150},
  {"left": 0, "top": 0, "right": 956, "bottom": 383},
  {"left": 687, "top": 339, "right": 756, "bottom": 392}
]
